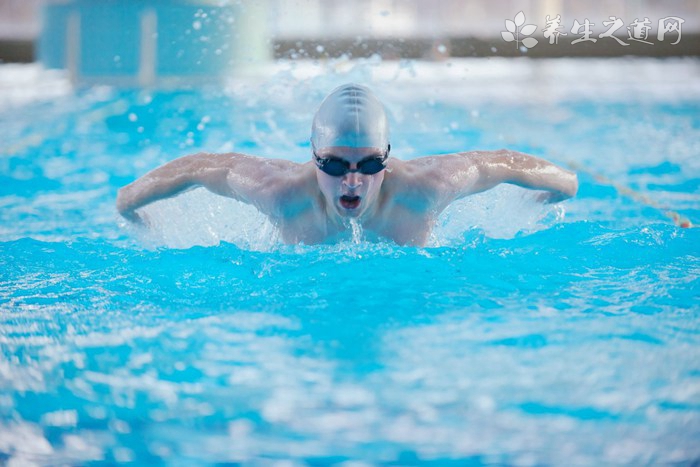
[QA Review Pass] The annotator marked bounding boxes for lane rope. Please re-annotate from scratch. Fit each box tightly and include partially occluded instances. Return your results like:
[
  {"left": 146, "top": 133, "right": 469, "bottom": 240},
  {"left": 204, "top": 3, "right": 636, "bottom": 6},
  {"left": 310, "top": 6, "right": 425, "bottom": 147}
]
[{"left": 566, "top": 159, "right": 694, "bottom": 229}]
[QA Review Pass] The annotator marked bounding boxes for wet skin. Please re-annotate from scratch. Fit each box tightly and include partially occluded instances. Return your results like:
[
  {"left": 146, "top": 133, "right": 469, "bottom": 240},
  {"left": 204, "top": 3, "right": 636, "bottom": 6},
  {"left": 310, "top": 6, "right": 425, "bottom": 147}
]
[{"left": 117, "top": 148, "right": 578, "bottom": 246}]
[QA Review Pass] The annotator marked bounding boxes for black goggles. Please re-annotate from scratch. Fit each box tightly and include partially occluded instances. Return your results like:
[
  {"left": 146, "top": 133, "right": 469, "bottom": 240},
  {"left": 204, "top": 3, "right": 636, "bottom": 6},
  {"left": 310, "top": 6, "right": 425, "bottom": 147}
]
[{"left": 313, "top": 146, "right": 390, "bottom": 177}]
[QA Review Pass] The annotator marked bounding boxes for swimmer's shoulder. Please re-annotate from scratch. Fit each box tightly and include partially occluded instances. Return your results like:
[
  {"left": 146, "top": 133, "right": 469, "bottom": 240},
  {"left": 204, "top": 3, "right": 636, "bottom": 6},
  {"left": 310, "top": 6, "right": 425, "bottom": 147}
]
[
  {"left": 212, "top": 154, "right": 313, "bottom": 217},
  {"left": 227, "top": 154, "right": 310, "bottom": 188},
  {"left": 271, "top": 159, "right": 315, "bottom": 189},
  {"left": 267, "top": 161, "right": 319, "bottom": 217},
  {"left": 383, "top": 156, "right": 453, "bottom": 211}
]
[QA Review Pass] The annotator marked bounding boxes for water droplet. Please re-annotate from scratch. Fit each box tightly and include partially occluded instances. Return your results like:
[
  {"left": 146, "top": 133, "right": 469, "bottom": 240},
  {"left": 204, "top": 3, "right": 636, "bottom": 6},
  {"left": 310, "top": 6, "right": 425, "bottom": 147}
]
[
  {"left": 128, "top": 113, "right": 138, "bottom": 122},
  {"left": 193, "top": 20, "right": 202, "bottom": 30},
  {"left": 316, "top": 45, "right": 324, "bottom": 53}
]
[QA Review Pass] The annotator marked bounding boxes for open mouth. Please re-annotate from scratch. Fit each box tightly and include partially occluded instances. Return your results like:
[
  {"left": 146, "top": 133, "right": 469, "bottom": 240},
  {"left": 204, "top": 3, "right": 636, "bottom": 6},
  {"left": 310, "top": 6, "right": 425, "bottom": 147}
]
[{"left": 339, "top": 195, "right": 361, "bottom": 210}]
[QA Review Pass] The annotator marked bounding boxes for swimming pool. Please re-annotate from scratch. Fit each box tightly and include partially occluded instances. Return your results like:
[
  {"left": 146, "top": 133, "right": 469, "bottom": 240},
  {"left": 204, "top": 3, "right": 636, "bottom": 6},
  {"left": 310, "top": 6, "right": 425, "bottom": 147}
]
[{"left": 1, "top": 58, "right": 699, "bottom": 465}]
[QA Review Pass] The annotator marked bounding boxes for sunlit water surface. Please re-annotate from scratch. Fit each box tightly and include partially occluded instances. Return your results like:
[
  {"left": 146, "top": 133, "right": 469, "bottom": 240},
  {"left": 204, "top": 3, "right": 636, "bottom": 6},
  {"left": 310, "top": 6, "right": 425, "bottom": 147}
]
[{"left": 1, "top": 59, "right": 699, "bottom": 465}]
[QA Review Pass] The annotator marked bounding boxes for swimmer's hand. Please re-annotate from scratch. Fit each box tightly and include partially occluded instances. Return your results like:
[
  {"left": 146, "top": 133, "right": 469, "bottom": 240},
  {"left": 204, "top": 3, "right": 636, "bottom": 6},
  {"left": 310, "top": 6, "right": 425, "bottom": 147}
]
[
  {"left": 535, "top": 191, "right": 570, "bottom": 204},
  {"left": 120, "top": 208, "right": 149, "bottom": 226},
  {"left": 117, "top": 188, "right": 150, "bottom": 226}
]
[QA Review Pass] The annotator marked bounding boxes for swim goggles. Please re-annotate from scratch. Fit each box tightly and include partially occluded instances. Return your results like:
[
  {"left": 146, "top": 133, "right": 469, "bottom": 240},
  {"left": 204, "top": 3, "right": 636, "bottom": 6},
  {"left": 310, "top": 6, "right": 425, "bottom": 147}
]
[{"left": 313, "top": 145, "right": 390, "bottom": 176}]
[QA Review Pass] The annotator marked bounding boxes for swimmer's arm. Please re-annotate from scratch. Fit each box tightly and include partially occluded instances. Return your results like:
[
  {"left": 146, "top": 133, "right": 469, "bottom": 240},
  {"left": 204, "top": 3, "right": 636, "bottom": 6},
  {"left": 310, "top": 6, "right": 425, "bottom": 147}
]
[
  {"left": 116, "top": 152, "right": 290, "bottom": 222},
  {"left": 422, "top": 150, "right": 578, "bottom": 207}
]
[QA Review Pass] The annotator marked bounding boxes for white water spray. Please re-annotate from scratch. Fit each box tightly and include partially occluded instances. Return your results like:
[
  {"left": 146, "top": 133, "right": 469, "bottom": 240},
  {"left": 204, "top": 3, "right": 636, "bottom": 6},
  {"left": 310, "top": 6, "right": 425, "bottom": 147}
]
[{"left": 349, "top": 219, "right": 364, "bottom": 244}]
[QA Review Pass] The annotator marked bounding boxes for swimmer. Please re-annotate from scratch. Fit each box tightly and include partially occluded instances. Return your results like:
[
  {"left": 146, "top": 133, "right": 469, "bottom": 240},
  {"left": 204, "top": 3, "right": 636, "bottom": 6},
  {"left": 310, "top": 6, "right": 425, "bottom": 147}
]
[{"left": 117, "top": 83, "right": 578, "bottom": 246}]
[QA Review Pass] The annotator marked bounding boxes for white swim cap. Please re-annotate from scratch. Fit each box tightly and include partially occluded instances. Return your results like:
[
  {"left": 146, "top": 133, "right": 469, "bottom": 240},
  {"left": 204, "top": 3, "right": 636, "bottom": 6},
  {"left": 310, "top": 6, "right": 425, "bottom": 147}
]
[{"left": 311, "top": 83, "right": 390, "bottom": 150}]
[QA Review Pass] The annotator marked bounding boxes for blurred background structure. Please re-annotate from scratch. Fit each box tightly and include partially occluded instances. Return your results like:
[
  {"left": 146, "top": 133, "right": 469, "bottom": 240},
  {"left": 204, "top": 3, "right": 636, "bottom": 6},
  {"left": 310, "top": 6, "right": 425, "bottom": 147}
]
[{"left": 0, "top": 0, "right": 699, "bottom": 85}]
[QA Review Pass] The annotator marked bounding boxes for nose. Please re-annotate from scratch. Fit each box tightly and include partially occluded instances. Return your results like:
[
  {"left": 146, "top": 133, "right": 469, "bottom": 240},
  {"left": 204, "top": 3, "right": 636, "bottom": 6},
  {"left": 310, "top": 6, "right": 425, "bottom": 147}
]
[{"left": 342, "top": 172, "right": 363, "bottom": 190}]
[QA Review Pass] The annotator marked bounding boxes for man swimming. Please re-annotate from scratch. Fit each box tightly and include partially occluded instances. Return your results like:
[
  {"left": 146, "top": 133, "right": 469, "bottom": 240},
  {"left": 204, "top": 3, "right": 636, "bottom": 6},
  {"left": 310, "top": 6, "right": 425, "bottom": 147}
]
[{"left": 117, "top": 83, "right": 578, "bottom": 246}]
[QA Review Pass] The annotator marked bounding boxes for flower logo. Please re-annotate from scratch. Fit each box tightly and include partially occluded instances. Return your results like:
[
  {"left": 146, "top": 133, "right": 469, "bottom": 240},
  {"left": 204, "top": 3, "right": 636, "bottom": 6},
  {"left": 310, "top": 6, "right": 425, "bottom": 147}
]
[{"left": 501, "top": 11, "right": 539, "bottom": 49}]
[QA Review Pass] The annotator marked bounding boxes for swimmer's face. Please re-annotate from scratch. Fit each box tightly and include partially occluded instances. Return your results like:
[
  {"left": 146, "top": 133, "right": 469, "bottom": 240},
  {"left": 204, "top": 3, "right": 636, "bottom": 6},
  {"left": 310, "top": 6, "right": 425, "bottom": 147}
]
[{"left": 314, "top": 146, "right": 387, "bottom": 219}]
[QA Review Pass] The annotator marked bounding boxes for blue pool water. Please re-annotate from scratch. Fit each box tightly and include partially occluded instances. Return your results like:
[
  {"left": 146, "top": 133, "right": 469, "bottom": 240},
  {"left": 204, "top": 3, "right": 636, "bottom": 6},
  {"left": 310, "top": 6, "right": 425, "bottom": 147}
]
[{"left": 1, "top": 59, "right": 699, "bottom": 465}]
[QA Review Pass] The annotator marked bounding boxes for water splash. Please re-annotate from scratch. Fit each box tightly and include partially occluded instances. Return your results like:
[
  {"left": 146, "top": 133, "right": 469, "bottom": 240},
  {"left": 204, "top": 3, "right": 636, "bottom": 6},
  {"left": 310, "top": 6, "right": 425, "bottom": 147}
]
[
  {"left": 349, "top": 219, "right": 364, "bottom": 244},
  {"left": 126, "top": 188, "right": 279, "bottom": 251},
  {"left": 122, "top": 184, "right": 562, "bottom": 251},
  {"left": 432, "top": 184, "right": 565, "bottom": 247}
]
